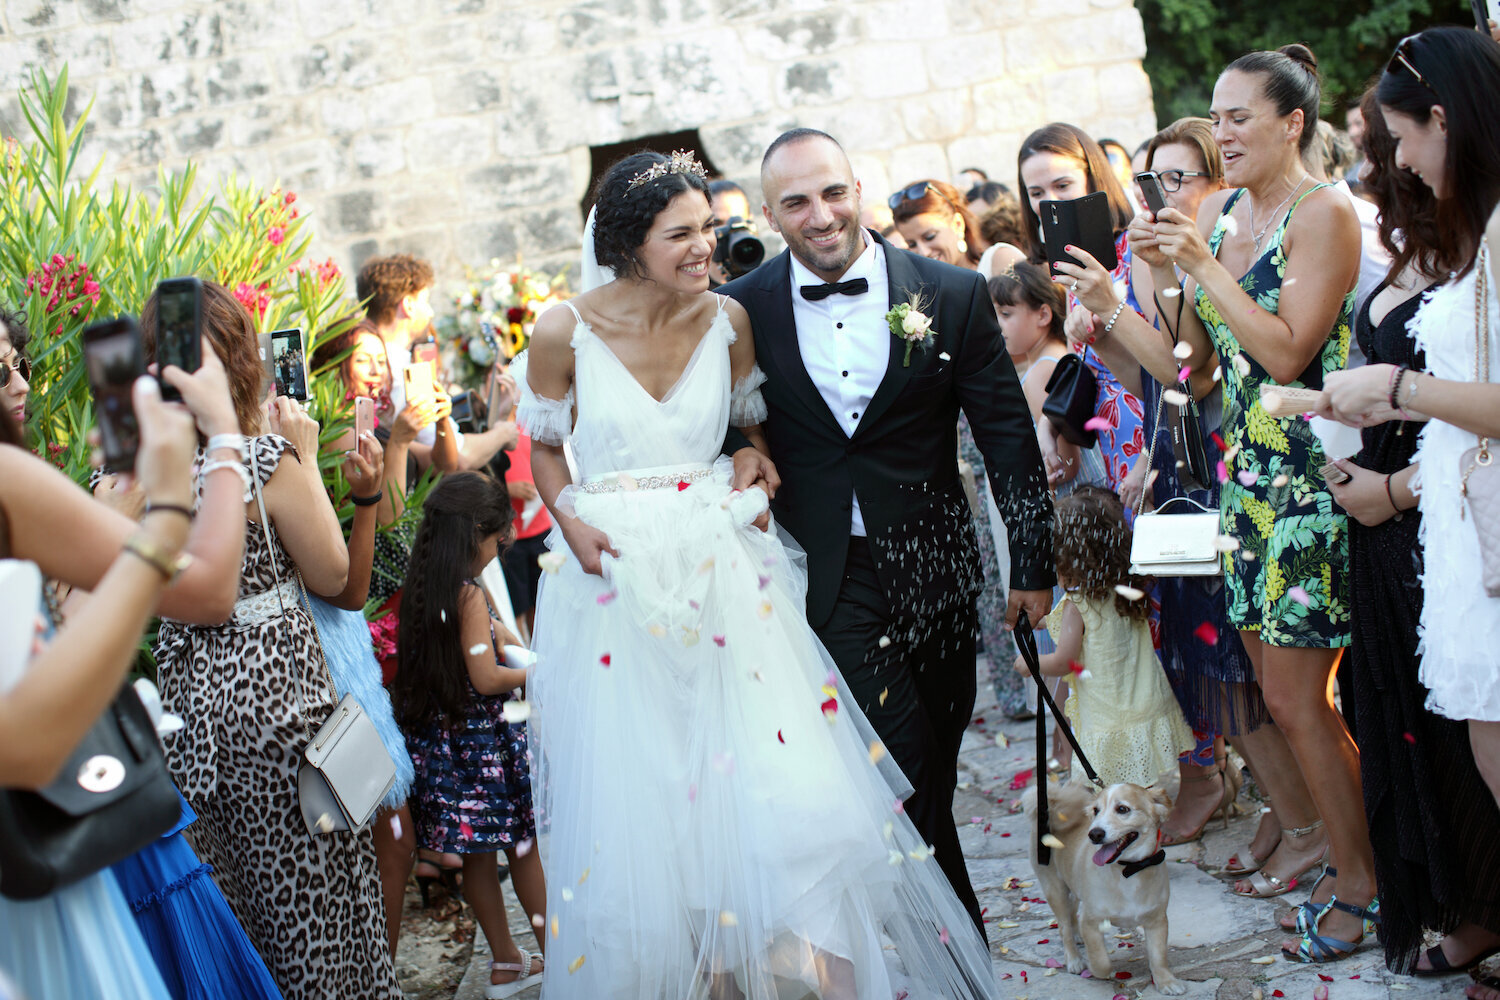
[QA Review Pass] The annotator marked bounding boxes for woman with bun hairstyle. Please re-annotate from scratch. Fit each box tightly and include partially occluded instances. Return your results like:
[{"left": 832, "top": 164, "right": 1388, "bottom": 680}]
[{"left": 1139, "top": 43, "right": 1371, "bottom": 962}]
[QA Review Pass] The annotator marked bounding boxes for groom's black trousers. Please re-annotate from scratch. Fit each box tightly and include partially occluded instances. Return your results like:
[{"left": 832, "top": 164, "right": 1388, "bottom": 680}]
[{"left": 814, "top": 537, "right": 986, "bottom": 940}]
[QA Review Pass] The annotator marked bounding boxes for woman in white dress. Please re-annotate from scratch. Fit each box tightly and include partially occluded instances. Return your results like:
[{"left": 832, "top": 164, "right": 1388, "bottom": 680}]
[
  {"left": 1318, "top": 33, "right": 1500, "bottom": 959},
  {"left": 518, "top": 151, "right": 997, "bottom": 999}
]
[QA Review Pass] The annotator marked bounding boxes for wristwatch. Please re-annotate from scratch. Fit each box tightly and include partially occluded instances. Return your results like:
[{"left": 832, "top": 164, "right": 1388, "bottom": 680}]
[{"left": 121, "top": 531, "right": 193, "bottom": 583}]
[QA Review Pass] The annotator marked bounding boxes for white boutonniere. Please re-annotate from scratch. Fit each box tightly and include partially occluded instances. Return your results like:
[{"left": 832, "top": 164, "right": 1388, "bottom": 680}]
[{"left": 886, "top": 294, "right": 936, "bottom": 367}]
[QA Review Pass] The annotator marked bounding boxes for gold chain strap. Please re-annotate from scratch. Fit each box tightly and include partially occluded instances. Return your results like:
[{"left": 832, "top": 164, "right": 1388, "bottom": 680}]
[{"left": 1463, "top": 240, "right": 1493, "bottom": 506}]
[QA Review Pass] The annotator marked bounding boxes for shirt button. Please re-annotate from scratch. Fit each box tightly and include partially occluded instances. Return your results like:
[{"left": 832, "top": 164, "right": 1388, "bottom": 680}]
[
  {"left": 851, "top": 411, "right": 860, "bottom": 419},
  {"left": 836, "top": 322, "right": 843, "bottom": 329},
  {"left": 841, "top": 370, "right": 849, "bottom": 378}
]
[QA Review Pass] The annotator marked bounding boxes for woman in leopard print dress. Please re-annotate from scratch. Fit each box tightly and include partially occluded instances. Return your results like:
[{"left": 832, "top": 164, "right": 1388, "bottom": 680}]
[{"left": 146, "top": 284, "right": 401, "bottom": 1000}]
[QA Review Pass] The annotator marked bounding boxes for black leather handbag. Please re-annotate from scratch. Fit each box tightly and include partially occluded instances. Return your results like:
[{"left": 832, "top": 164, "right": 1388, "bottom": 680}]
[
  {"left": 1042, "top": 352, "right": 1099, "bottom": 447},
  {"left": 0, "top": 682, "right": 180, "bottom": 900},
  {"left": 1166, "top": 388, "right": 1213, "bottom": 494}
]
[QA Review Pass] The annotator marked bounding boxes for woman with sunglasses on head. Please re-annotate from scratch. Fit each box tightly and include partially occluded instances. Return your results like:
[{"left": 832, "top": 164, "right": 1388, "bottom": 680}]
[
  {"left": 0, "top": 314, "right": 29, "bottom": 430},
  {"left": 1316, "top": 30, "right": 1500, "bottom": 995},
  {"left": 1138, "top": 43, "right": 1372, "bottom": 963}
]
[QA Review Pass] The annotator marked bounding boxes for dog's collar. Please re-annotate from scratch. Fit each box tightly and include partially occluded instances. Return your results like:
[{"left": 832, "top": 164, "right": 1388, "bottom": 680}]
[{"left": 1119, "top": 849, "right": 1167, "bottom": 878}]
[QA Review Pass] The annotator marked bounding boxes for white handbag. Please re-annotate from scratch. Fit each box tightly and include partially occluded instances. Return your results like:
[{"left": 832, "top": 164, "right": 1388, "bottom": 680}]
[
  {"left": 250, "top": 445, "right": 396, "bottom": 835},
  {"left": 1128, "top": 387, "right": 1223, "bottom": 577}
]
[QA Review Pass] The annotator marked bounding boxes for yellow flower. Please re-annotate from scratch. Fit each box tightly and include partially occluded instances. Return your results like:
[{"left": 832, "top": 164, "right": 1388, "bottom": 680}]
[
  {"left": 1242, "top": 496, "right": 1276, "bottom": 538},
  {"left": 1245, "top": 404, "right": 1291, "bottom": 452},
  {"left": 1321, "top": 562, "right": 1333, "bottom": 601},
  {"left": 1265, "top": 560, "right": 1286, "bottom": 604}
]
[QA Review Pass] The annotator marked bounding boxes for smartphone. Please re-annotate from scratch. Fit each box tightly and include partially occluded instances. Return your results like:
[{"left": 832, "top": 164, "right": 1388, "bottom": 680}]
[
  {"left": 449, "top": 390, "right": 474, "bottom": 432},
  {"left": 354, "top": 396, "right": 374, "bottom": 441},
  {"left": 153, "top": 277, "right": 202, "bottom": 402},
  {"left": 411, "top": 342, "right": 439, "bottom": 368},
  {"left": 0, "top": 560, "right": 43, "bottom": 693},
  {"left": 1135, "top": 171, "right": 1168, "bottom": 217},
  {"left": 403, "top": 361, "right": 437, "bottom": 410},
  {"left": 82, "top": 316, "right": 146, "bottom": 470},
  {"left": 268, "top": 328, "right": 309, "bottom": 401},
  {"left": 1039, "top": 191, "right": 1119, "bottom": 275},
  {"left": 1473, "top": 0, "right": 1499, "bottom": 32}
]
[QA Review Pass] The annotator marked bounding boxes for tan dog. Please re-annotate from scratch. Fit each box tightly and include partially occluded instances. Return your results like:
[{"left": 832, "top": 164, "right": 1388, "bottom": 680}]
[{"left": 1022, "top": 781, "right": 1187, "bottom": 995}]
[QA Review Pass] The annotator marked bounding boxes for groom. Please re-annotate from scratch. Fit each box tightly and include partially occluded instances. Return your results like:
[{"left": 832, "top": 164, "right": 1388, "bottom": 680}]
[{"left": 722, "top": 129, "right": 1055, "bottom": 934}]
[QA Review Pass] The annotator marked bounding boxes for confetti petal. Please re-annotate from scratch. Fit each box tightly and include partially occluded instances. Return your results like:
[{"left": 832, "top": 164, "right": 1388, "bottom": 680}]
[
  {"left": 550, "top": 915, "right": 560, "bottom": 938},
  {"left": 878, "top": 634, "right": 892, "bottom": 648},
  {"left": 1194, "top": 622, "right": 1219, "bottom": 645},
  {"left": 994, "top": 732, "right": 1010, "bottom": 749},
  {"left": 599, "top": 652, "right": 611, "bottom": 667},
  {"left": 1161, "top": 286, "right": 1182, "bottom": 298},
  {"left": 712, "top": 634, "right": 725, "bottom": 647},
  {"left": 879, "top": 687, "right": 889, "bottom": 706},
  {"left": 1249, "top": 955, "right": 1277, "bottom": 965},
  {"left": 1271, "top": 473, "right": 1289, "bottom": 487},
  {"left": 1237, "top": 469, "right": 1258, "bottom": 486},
  {"left": 1287, "top": 585, "right": 1311, "bottom": 607},
  {"left": 469, "top": 643, "right": 488, "bottom": 655},
  {"left": 1068, "top": 659, "right": 1086, "bottom": 675},
  {"left": 517, "top": 837, "right": 534, "bottom": 856},
  {"left": 1084, "top": 416, "right": 1114, "bottom": 432},
  {"left": 757, "top": 601, "right": 773, "bottom": 620},
  {"left": 390, "top": 814, "right": 403, "bottom": 839},
  {"left": 688, "top": 783, "right": 697, "bottom": 803},
  {"left": 1214, "top": 534, "right": 1241, "bottom": 552},
  {"left": 1162, "top": 388, "right": 1189, "bottom": 406},
  {"left": 939, "top": 351, "right": 952, "bottom": 361},
  {"left": 596, "top": 591, "right": 617, "bottom": 606},
  {"left": 1233, "top": 353, "right": 1251, "bottom": 377},
  {"left": 568, "top": 955, "right": 586, "bottom": 974},
  {"left": 1177, "top": 364, "right": 1192, "bottom": 382},
  {"left": 869, "top": 740, "right": 887, "bottom": 764},
  {"left": 561, "top": 887, "right": 574, "bottom": 901},
  {"left": 939, "top": 926, "right": 951, "bottom": 944},
  {"left": 1172, "top": 341, "right": 1193, "bottom": 359},
  {"left": 1402, "top": 731, "right": 1416, "bottom": 744},
  {"left": 532, "top": 913, "right": 545, "bottom": 929},
  {"left": 821, "top": 696, "right": 839, "bottom": 721},
  {"left": 459, "top": 819, "right": 474, "bottom": 841},
  {"left": 501, "top": 700, "right": 532, "bottom": 723},
  {"left": 719, "top": 911, "right": 738, "bottom": 927},
  {"left": 314, "top": 812, "right": 336, "bottom": 834},
  {"left": 777, "top": 729, "right": 785, "bottom": 744},
  {"left": 1041, "top": 833, "right": 1065, "bottom": 849},
  {"left": 1114, "top": 584, "right": 1145, "bottom": 601}
]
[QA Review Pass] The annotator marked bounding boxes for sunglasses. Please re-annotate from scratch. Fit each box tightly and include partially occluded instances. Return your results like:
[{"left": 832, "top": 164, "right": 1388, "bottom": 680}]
[
  {"left": 1389, "top": 34, "right": 1439, "bottom": 98},
  {"left": 1155, "top": 169, "right": 1209, "bottom": 193},
  {"left": 0, "top": 355, "right": 29, "bottom": 389},
  {"left": 888, "top": 182, "right": 936, "bottom": 211}
]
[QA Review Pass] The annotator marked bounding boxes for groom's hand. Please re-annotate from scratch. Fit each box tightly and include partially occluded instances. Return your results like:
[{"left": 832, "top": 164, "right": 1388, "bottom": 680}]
[
  {"left": 1005, "top": 588, "right": 1053, "bottom": 631},
  {"left": 731, "top": 447, "right": 780, "bottom": 497}
]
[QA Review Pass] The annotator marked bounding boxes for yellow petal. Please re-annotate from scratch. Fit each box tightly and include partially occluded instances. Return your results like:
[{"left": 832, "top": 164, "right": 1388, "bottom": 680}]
[
  {"left": 568, "top": 955, "right": 586, "bottom": 974},
  {"left": 868, "top": 740, "right": 887, "bottom": 764}
]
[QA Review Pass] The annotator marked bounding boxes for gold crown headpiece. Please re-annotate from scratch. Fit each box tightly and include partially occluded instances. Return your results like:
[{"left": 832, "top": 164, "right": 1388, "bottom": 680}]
[{"left": 628, "top": 150, "right": 708, "bottom": 191}]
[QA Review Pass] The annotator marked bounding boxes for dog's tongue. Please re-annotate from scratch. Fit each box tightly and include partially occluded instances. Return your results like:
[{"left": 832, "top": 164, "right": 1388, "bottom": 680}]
[{"left": 1092, "top": 839, "right": 1125, "bottom": 867}]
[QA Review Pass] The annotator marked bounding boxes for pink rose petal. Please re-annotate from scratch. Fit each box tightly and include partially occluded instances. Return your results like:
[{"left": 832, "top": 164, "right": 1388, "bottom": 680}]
[
  {"left": 1287, "top": 585, "right": 1311, "bottom": 607},
  {"left": 1237, "top": 469, "right": 1258, "bottom": 487},
  {"left": 1084, "top": 416, "right": 1113, "bottom": 432}
]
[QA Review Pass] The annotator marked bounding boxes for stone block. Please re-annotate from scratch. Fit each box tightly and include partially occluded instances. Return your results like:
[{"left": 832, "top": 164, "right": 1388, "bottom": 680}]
[
  {"left": 453, "top": 220, "right": 521, "bottom": 267},
  {"left": 899, "top": 90, "right": 972, "bottom": 143},
  {"left": 138, "top": 63, "right": 202, "bottom": 119},
  {"left": 886, "top": 143, "right": 950, "bottom": 189},
  {"left": 417, "top": 20, "right": 485, "bottom": 65},
  {"left": 384, "top": 228, "right": 457, "bottom": 272},
  {"left": 205, "top": 57, "right": 274, "bottom": 108},
  {"left": 319, "top": 91, "right": 366, "bottom": 136},
  {"left": 776, "top": 58, "right": 850, "bottom": 108},
  {"left": 477, "top": 14, "right": 560, "bottom": 58},
  {"left": 213, "top": 0, "right": 303, "bottom": 51},
  {"left": 80, "top": 0, "right": 126, "bottom": 22},
  {"left": 1027, "top": 0, "right": 1090, "bottom": 19},
  {"left": 739, "top": 10, "right": 858, "bottom": 61},
  {"left": 556, "top": 0, "right": 642, "bottom": 49},
  {"left": 1000, "top": 24, "right": 1052, "bottom": 77},
  {"left": 1042, "top": 66, "right": 1101, "bottom": 122},
  {"left": 272, "top": 138, "right": 344, "bottom": 192},
  {"left": 334, "top": 35, "right": 406, "bottom": 91},
  {"left": 388, "top": 179, "right": 468, "bottom": 226},
  {"left": 701, "top": 121, "right": 776, "bottom": 176},
  {"left": 1097, "top": 61, "right": 1152, "bottom": 119},
  {"left": 89, "top": 126, "right": 165, "bottom": 172},
  {"left": 464, "top": 156, "right": 573, "bottom": 211},
  {"left": 347, "top": 130, "right": 408, "bottom": 179},
  {"left": 92, "top": 76, "right": 139, "bottom": 129},
  {"left": 406, "top": 116, "right": 494, "bottom": 174},
  {"left": 228, "top": 99, "right": 318, "bottom": 147},
  {"left": 515, "top": 205, "right": 585, "bottom": 255},
  {"left": 849, "top": 44, "right": 928, "bottom": 100},
  {"left": 846, "top": 153, "right": 891, "bottom": 206},
  {"left": 362, "top": 76, "right": 437, "bottom": 128},
  {"left": 860, "top": 0, "right": 951, "bottom": 41},
  {"left": 946, "top": 133, "right": 1023, "bottom": 187},
  {"left": 450, "top": 70, "right": 504, "bottom": 114},
  {"left": 972, "top": 76, "right": 1047, "bottom": 135},
  {"left": 330, "top": 188, "right": 386, "bottom": 236},
  {"left": 172, "top": 116, "right": 225, "bottom": 156},
  {"left": 30, "top": 26, "right": 114, "bottom": 78},
  {"left": 5, "top": 0, "right": 85, "bottom": 35},
  {"left": 924, "top": 30, "right": 1007, "bottom": 91},
  {"left": 804, "top": 102, "right": 906, "bottom": 153}
]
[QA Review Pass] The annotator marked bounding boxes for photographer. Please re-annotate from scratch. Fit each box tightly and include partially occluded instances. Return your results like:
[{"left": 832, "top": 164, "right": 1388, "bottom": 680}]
[{"left": 707, "top": 179, "right": 765, "bottom": 285}]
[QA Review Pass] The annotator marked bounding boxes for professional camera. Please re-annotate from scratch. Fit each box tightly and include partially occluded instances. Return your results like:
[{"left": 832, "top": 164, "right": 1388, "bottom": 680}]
[{"left": 712, "top": 217, "right": 765, "bottom": 280}]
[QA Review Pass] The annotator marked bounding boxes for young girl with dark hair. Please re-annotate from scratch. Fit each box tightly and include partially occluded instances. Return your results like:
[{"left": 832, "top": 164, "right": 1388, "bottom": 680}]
[
  {"left": 1012, "top": 486, "right": 1193, "bottom": 788},
  {"left": 392, "top": 472, "right": 547, "bottom": 997}
]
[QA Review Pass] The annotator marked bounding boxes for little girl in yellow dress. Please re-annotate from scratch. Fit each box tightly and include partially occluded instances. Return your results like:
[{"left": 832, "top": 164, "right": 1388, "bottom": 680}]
[{"left": 1015, "top": 486, "right": 1194, "bottom": 787}]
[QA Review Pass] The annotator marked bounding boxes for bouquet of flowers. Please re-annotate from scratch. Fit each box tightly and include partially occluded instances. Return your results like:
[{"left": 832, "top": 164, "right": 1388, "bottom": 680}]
[{"left": 438, "top": 257, "right": 570, "bottom": 383}]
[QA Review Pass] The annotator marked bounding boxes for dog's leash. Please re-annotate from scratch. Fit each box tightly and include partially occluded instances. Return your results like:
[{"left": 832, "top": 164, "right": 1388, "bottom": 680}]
[{"left": 1014, "top": 609, "right": 1104, "bottom": 865}]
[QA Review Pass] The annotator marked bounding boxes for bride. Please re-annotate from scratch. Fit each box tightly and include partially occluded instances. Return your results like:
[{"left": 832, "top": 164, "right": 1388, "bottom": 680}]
[{"left": 520, "top": 150, "right": 997, "bottom": 999}]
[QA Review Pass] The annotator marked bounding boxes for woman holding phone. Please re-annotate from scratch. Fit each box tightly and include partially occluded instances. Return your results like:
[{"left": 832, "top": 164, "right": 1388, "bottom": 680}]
[
  {"left": 143, "top": 282, "right": 401, "bottom": 999},
  {"left": 1139, "top": 44, "right": 1373, "bottom": 963}
]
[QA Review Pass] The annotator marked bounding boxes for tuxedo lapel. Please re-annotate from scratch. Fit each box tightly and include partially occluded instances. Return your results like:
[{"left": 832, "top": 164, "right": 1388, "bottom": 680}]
[
  {"left": 753, "top": 252, "right": 845, "bottom": 437},
  {"left": 855, "top": 237, "right": 924, "bottom": 433}
]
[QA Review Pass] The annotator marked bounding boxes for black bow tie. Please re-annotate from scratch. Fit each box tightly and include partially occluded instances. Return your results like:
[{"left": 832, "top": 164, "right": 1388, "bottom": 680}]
[{"left": 799, "top": 277, "right": 869, "bottom": 301}]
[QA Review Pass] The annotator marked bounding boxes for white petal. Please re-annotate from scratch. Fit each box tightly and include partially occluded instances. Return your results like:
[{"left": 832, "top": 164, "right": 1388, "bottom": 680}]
[
  {"left": 501, "top": 700, "right": 532, "bottom": 723},
  {"left": 1161, "top": 389, "right": 1189, "bottom": 407},
  {"left": 1114, "top": 584, "right": 1145, "bottom": 601},
  {"left": 1172, "top": 341, "right": 1192, "bottom": 359}
]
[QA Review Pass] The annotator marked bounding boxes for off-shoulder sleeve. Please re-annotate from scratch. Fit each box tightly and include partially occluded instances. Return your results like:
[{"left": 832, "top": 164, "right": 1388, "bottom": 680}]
[
  {"left": 512, "top": 350, "right": 574, "bottom": 446},
  {"left": 729, "top": 365, "right": 767, "bottom": 427}
]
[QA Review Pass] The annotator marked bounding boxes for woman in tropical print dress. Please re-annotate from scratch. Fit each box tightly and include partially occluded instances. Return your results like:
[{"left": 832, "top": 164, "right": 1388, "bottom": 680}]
[{"left": 1140, "top": 45, "right": 1377, "bottom": 965}]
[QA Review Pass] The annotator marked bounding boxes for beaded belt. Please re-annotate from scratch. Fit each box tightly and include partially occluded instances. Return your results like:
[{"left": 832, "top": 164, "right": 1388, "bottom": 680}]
[
  {"left": 232, "top": 580, "right": 299, "bottom": 626},
  {"left": 580, "top": 468, "right": 713, "bottom": 495}
]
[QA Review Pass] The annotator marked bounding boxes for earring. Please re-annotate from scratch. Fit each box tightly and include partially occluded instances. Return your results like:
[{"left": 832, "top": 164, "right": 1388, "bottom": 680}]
[{"left": 958, "top": 239, "right": 968, "bottom": 254}]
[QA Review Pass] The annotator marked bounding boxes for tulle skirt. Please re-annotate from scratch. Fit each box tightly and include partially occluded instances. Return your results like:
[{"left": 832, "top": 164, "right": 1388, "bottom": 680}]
[
  {"left": 0, "top": 869, "right": 172, "bottom": 1000},
  {"left": 529, "top": 459, "right": 997, "bottom": 999},
  {"left": 110, "top": 795, "right": 283, "bottom": 1000}
]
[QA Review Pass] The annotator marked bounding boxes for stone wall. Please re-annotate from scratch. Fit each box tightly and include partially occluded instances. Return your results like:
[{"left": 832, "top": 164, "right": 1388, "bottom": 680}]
[{"left": 0, "top": 0, "right": 1155, "bottom": 283}]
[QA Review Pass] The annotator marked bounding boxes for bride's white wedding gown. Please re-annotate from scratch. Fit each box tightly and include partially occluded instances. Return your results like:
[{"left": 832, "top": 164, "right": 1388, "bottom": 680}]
[{"left": 519, "top": 299, "right": 996, "bottom": 999}]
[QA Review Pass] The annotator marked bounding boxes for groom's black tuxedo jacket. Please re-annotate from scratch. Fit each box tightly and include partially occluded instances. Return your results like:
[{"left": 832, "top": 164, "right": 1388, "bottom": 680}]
[{"left": 721, "top": 232, "right": 1055, "bottom": 629}]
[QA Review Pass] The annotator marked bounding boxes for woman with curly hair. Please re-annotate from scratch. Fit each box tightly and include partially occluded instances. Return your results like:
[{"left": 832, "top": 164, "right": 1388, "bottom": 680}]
[{"left": 1012, "top": 485, "right": 1193, "bottom": 788}]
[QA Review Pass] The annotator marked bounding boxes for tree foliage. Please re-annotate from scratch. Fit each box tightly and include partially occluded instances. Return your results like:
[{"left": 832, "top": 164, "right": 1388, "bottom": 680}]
[{"left": 1137, "top": 0, "right": 1473, "bottom": 130}]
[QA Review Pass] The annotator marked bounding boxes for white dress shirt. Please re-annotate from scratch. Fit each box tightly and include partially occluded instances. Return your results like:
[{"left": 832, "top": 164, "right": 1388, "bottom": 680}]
[{"left": 788, "top": 233, "right": 891, "bottom": 536}]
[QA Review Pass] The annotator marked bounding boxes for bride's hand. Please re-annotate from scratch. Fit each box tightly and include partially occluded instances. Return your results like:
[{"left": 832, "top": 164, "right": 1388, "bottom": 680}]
[{"left": 560, "top": 517, "right": 619, "bottom": 577}]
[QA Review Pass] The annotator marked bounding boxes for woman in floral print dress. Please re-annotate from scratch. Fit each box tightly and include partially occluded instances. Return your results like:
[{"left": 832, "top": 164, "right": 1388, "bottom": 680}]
[{"left": 1142, "top": 45, "right": 1379, "bottom": 964}]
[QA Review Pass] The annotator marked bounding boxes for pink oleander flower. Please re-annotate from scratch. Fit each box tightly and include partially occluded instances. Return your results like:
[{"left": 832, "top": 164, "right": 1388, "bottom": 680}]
[{"left": 267, "top": 227, "right": 285, "bottom": 246}]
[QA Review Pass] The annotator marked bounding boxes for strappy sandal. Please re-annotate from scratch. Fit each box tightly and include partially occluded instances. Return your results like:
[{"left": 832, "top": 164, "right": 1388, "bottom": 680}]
[
  {"left": 1222, "top": 806, "right": 1280, "bottom": 877},
  {"left": 1232, "top": 821, "right": 1325, "bottom": 899},
  {"left": 1280, "top": 865, "right": 1336, "bottom": 932},
  {"left": 1413, "top": 943, "right": 1500, "bottom": 977},
  {"left": 486, "top": 953, "right": 544, "bottom": 999},
  {"left": 1162, "top": 759, "right": 1242, "bottom": 847},
  {"left": 1282, "top": 895, "right": 1380, "bottom": 964}
]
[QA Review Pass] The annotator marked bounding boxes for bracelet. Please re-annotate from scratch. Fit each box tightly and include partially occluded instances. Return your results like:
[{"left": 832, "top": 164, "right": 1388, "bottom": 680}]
[
  {"left": 121, "top": 531, "right": 192, "bottom": 583},
  {"left": 144, "top": 502, "right": 195, "bottom": 520},
  {"left": 206, "top": 433, "right": 247, "bottom": 459},
  {"left": 199, "top": 458, "right": 253, "bottom": 500},
  {"left": 1388, "top": 365, "right": 1409, "bottom": 412},
  {"left": 350, "top": 491, "right": 383, "bottom": 507},
  {"left": 1103, "top": 301, "right": 1128, "bottom": 335},
  {"left": 1384, "top": 473, "right": 1405, "bottom": 515},
  {"left": 1402, "top": 371, "right": 1420, "bottom": 413}
]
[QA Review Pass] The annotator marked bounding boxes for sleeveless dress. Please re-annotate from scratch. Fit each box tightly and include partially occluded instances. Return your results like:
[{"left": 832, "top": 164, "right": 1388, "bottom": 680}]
[
  {"left": 1044, "top": 591, "right": 1194, "bottom": 788},
  {"left": 154, "top": 436, "right": 401, "bottom": 1000},
  {"left": 518, "top": 299, "right": 998, "bottom": 999},
  {"left": 1410, "top": 243, "right": 1500, "bottom": 721},
  {"left": 1195, "top": 186, "right": 1354, "bottom": 647},
  {"left": 1069, "top": 233, "right": 1147, "bottom": 491},
  {"left": 404, "top": 582, "right": 534, "bottom": 853}
]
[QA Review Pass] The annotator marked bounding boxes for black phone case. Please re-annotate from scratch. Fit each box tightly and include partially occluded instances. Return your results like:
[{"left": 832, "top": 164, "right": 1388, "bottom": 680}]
[
  {"left": 154, "top": 277, "right": 203, "bottom": 401},
  {"left": 82, "top": 317, "right": 146, "bottom": 469},
  {"left": 1137, "top": 174, "right": 1167, "bottom": 216},
  {"left": 1040, "top": 192, "right": 1119, "bottom": 273}
]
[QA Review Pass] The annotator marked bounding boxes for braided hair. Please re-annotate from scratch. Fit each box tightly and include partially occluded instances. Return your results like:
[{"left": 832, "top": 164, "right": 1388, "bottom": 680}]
[
  {"left": 391, "top": 472, "right": 514, "bottom": 730},
  {"left": 591, "top": 151, "right": 711, "bottom": 281}
]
